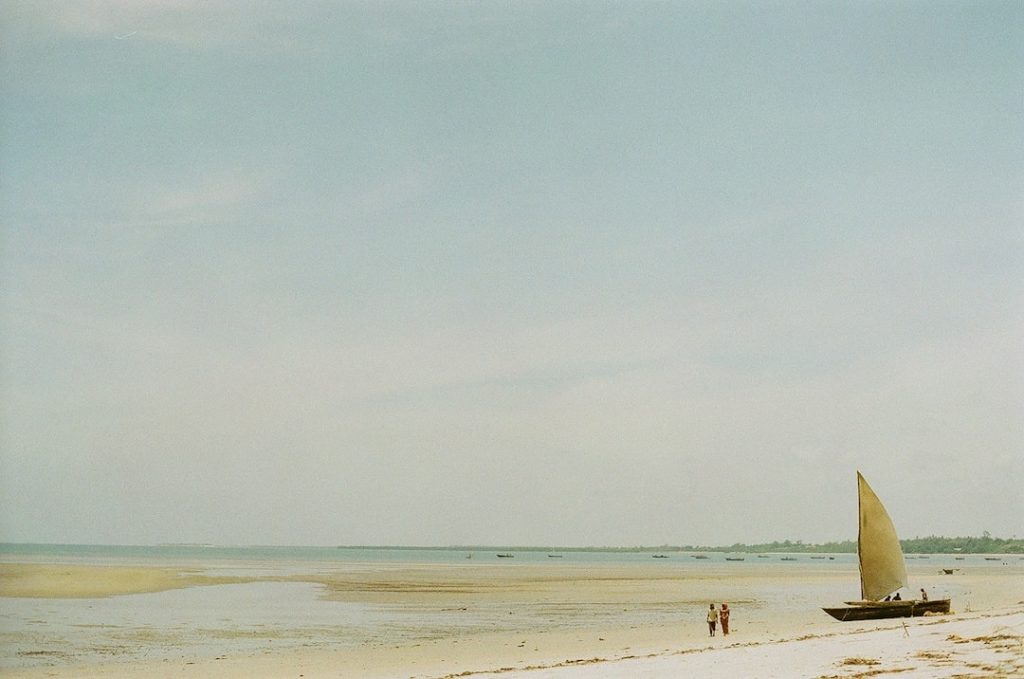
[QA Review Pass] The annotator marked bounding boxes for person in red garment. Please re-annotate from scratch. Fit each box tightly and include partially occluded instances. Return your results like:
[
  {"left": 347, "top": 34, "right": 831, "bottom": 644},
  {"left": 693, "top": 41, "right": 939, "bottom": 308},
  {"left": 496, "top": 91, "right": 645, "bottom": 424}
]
[{"left": 719, "top": 602, "right": 730, "bottom": 635}]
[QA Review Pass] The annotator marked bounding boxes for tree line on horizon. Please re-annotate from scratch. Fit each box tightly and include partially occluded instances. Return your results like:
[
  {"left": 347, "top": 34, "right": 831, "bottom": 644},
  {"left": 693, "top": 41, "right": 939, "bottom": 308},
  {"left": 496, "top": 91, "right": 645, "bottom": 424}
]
[
  {"left": 681, "top": 533, "right": 1023, "bottom": 554},
  {"left": 442, "top": 533, "right": 1022, "bottom": 554}
]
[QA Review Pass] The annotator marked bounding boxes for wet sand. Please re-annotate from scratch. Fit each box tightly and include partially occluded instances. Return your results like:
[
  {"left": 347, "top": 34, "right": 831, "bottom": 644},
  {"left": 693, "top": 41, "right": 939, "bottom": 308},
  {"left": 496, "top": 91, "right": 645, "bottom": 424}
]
[{"left": 0, "top": 563, "right": 249, "bottom": 598}]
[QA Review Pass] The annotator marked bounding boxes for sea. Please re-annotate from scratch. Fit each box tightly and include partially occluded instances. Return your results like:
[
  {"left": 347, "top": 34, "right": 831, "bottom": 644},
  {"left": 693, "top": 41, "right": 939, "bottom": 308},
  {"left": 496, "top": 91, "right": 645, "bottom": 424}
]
[
  {"left": 0, "top": 542, "right": 864, "bottom": 565},
  {"left": 0, "top": 543, "right": 997, "bottom": 671}
]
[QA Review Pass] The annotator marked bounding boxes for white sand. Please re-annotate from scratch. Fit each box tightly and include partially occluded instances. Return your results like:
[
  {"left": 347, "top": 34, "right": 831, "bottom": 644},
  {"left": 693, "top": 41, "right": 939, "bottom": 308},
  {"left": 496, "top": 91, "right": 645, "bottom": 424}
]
[{"left": 470, "top": 608, "right": 1024, "bottom": 678}]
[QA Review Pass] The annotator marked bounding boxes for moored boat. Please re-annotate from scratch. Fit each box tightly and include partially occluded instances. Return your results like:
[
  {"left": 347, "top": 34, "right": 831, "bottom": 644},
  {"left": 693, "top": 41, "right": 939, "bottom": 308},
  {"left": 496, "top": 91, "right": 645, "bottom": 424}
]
[
  {"left": 822, "top": 472, "right": 950, "bottom": 622},
  {"left": 823, "top": 598, "right": 951, "bottom": 621}
]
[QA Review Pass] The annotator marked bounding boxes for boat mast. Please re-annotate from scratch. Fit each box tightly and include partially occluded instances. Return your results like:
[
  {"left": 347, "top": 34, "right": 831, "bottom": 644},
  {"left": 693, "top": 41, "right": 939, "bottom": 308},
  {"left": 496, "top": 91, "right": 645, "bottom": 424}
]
[{"left": 857, "top": 472, "right": 866, "bottom": 600}]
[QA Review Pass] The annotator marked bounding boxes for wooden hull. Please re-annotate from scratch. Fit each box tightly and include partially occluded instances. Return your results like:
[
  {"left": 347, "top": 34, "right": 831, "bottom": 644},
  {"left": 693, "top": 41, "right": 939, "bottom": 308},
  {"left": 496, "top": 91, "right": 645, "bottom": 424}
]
[{"left": 822, "top": 599, "right": 950, "bottom": 621}]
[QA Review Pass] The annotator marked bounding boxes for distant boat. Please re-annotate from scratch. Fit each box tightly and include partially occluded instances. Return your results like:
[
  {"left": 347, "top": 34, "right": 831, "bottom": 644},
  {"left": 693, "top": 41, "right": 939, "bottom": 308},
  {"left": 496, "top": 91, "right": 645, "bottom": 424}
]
[
  {"left": 984, "top": 557, "right": 1000, "bottom": 561},
  {"left": 652, "top": 554, "right": 669, "bottom": 559},
  {"left": 810, "top": 556, "right": 826, "bottom": 560},
  {"left": 822, "top": 472, "right": 951, "bottom": 622},
  {"left": 547, "top": 554, "right": 563, "bottom": 558},
  {"left": 780, "top": 557, "right": 797, "bottom": 561},
  {"left": 955, "top": 556, "right": 965, "bottom": 560},
  {"left": 496, "top": 553, "right": 514, "bottom": 558},
  {"left": 693, "top": 555, "right": 709, "bottom": 559},
  {"left": 725, "top": 557, "right": 745, "bottom": 561},
  {"left": 756, "top": 555, "right": 770, "bottom": 559},
  {"left": 941, "top": 568, "right": 958, "bottom": 575}
]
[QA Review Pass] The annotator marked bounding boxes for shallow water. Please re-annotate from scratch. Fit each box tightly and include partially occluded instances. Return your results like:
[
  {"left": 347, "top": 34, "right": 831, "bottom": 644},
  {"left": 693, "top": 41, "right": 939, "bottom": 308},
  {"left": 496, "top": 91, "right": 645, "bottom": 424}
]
[{"left": 0, "top": 581, "right": 387, "bottom": 669}]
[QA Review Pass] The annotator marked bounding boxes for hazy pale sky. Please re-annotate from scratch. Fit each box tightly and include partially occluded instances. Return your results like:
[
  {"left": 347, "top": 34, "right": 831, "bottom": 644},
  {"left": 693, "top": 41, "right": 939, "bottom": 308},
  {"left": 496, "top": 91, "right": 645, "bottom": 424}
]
[{"left": 2, "top": 1, "right": 1022, "bottom": 547}]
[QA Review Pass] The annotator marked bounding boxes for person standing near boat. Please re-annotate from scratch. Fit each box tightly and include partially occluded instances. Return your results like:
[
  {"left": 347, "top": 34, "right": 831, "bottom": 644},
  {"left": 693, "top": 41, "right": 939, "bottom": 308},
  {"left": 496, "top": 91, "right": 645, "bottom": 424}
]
[
  {"left": 719, "top": 603, "right": 730, "bottom": 635},
  {"left": 706, "top": 603, "right": 718, "bottom": 636}
]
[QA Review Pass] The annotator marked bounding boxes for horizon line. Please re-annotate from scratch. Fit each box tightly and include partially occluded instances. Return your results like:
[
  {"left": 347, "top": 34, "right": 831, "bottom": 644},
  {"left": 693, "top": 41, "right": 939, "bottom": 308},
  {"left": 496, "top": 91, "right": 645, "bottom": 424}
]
[{"left": 1, "top": 534, "right": 1020, "bottom": 551}]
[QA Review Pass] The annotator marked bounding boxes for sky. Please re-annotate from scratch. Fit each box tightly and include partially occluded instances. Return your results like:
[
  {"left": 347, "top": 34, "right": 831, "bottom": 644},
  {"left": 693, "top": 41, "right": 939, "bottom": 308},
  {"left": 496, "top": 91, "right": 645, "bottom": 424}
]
[{"left": 1, "top": 1, "right": 1022, "bottom": 548}]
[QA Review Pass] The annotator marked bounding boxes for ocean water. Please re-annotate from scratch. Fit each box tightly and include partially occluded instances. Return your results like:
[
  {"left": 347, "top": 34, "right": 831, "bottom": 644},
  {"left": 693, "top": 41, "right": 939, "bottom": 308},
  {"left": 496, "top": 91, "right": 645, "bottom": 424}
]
[
  {"left": 6, "top": 543, "right": 1004, "bottom": 565},
  {"left": 0, "top": 544, "right": 996, "bottom": 670},
  {"left": 0, "top": 542, "right": 869, "bottom": 566},
  {"left": 3, "top": 542, "right": 999, "bottom": 576}
]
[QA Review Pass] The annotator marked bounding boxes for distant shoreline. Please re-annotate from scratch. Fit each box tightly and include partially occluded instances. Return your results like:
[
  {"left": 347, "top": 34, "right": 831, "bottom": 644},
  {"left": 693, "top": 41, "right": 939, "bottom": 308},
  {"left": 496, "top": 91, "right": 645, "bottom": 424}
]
[{"left": 2, "top": 535, "right": 1022, "bottom": 555}]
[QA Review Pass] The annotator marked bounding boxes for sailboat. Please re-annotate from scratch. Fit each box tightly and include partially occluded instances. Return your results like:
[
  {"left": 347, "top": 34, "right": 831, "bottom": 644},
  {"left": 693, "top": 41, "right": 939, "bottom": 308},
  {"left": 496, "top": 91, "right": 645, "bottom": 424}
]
[{"left": 822, "top": 472, "right": 951, "bottom": 621}]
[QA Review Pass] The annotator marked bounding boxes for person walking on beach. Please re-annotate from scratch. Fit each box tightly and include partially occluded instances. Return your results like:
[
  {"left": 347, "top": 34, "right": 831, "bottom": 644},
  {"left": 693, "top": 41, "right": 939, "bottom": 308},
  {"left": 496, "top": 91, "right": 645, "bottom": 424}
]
[
  {"left": 920, "top": 588, "right": 928, "bottom": 601},
  {"left": 719, "top": 602, "right": 730, "bottom": 636},
  {"left": 707, "top": 603, "right": 718, "bottom": 636}
]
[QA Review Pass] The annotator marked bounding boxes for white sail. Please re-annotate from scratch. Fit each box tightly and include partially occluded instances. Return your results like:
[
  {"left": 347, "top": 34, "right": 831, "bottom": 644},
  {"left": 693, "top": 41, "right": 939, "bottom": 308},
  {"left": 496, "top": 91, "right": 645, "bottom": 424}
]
[{"left": 857, "top": 472, "right": 908, "bottom": 601}]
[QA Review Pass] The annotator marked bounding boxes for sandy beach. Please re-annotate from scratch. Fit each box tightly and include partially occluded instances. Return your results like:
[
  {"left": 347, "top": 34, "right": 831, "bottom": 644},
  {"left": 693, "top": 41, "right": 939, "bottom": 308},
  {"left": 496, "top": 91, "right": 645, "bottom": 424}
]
[{"left": 2, "top": 555, "right": 1023, "bottom": 677}]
